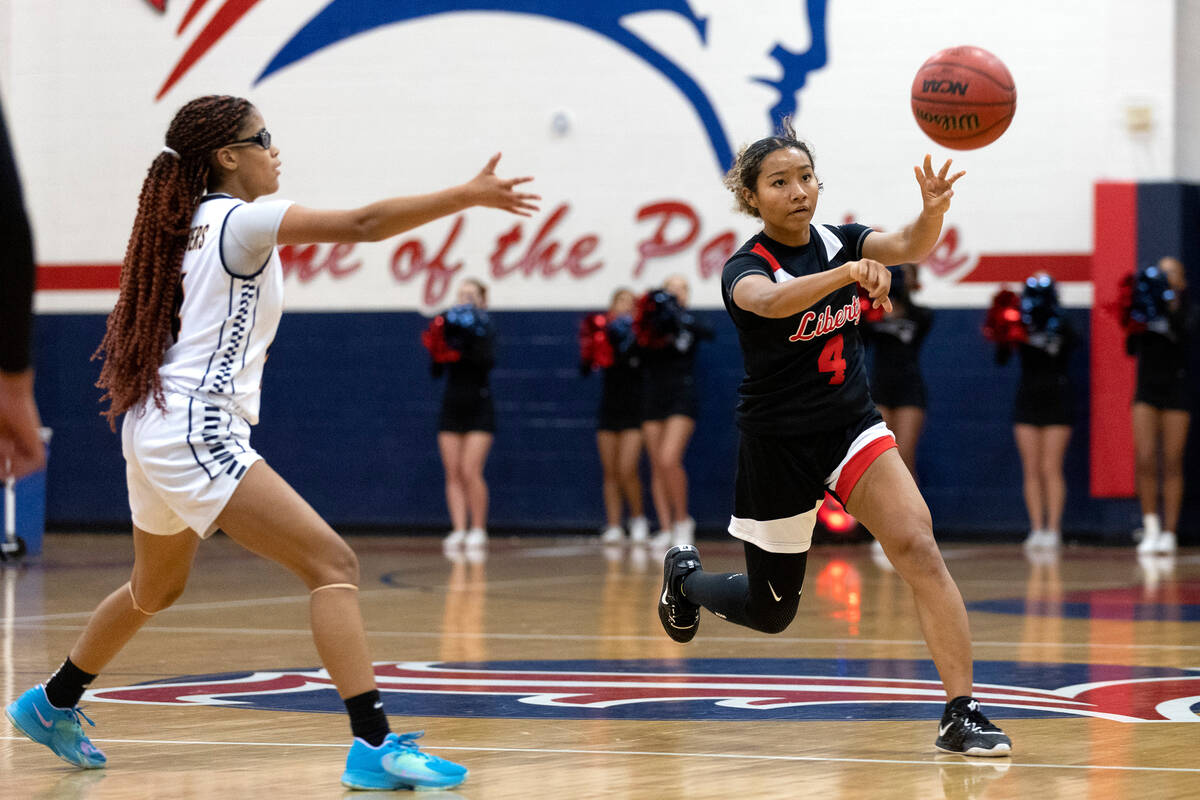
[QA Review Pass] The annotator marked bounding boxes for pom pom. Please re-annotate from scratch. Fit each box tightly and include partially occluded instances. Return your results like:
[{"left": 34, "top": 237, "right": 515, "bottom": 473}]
[
  {"left": 421, "top": 315, "right": 463, "bottom": 364},
  {"left": 1020, "top": 274, "right": 1062, "bottom": 333},
  {"left": 579, "top": 313, "right": 614, "bottom": 372},
  {"left": 983, "top": 288, "right": 1027, "bottom": 345},
  {"left": 1125, "top": 264, "right": 1175, "bottom": 334},
  {"left": 634, "top": 289, "right": 684, "bottom": 350}
]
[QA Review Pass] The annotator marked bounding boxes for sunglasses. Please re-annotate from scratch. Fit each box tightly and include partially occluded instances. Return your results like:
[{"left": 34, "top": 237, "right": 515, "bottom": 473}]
[{"left": 224, "top": 128, "right": 271, "bottom": 150}]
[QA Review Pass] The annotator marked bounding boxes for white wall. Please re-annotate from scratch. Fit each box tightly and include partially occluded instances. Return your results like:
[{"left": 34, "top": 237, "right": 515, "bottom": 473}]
[{"left": 5, "top": 0, "right": 1186, "bottom": 313}]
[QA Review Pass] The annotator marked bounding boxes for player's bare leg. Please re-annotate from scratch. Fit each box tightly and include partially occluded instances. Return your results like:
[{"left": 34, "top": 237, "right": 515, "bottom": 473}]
[
  {"left": 438, "top": 432, "right": 469, "bottom": 535},
  {"left": 846, "top": 448, "right": 1011, "bottom": 755},
  {"left": 844, "top": 448, "right": 972, "bottom": 699},
  {"left": 216, "top": 461, "right": 375, "bottom": 698},
  {"left": 68, "top": 527, "right": 200, "bottom": 672}
]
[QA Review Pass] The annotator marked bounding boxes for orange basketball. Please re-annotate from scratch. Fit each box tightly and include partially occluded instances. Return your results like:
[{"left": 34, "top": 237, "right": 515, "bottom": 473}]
[{"left": 911, "top": 46, "right": 1016, "bottom": 150}]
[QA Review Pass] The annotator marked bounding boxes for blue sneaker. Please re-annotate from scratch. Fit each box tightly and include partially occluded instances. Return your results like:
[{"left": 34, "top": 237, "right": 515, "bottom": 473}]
[
  {"left": 341, "top": 731, "right": 467, "bottom": 791},
  {"left": 5, "top": 685, "right": 107, "bottom": 768}
]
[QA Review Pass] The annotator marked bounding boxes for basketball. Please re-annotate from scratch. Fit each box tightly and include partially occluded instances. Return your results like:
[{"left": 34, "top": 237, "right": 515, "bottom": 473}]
[{"left": 911, "top": 46, "right": 1016, "bottom": 150}]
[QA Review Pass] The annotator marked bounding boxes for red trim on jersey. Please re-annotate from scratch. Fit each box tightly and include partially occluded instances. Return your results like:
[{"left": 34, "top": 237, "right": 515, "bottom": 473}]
[
  {"left": 751, "top": 242, "right": 784, "bottom": 274},
  {"left": 36, "top": 263, "right": 123, "bottom": 291},
  {"left": 834, "top": 435, "right": 897, "bottom": 504}
]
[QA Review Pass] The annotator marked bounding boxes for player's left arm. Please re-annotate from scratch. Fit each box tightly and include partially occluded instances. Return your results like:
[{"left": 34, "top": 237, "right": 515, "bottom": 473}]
[{"left": 862, "top": 155, "right": 965, "bottom": 266}]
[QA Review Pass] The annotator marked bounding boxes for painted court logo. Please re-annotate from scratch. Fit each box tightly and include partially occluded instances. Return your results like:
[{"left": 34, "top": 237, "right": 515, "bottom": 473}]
[
  {"left": 86, "top": 658, "right": 1200, "bottom": 723},
  {"left": 150, "top": 0, "right": 831, "bottom": 169}
]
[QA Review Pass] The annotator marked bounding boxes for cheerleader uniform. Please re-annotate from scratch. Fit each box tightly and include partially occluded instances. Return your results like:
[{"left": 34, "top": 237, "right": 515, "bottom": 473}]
[
  {"left": 1007, "top": 324, "right": 1076, "bottom": 426},
  {"left": 597, "top": 316, "right": 643, "bottom": 433},
  {"left": 1128, "top": 295, "right": 1193, "bottom": 411},
  {"left": 863, "top": 305, "right": 932, "bottom": 409},
  {"left": 435, "top": 315, "right": 496, "bottom": 434},
  {"left": 641, "top": 317, "right": 712, "bottom": 422}
]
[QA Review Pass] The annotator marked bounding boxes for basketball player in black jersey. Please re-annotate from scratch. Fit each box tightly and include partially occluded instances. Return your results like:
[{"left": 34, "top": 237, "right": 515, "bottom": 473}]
[{"left": 656, "top": 120, "right": 1011, "bottom": 756}]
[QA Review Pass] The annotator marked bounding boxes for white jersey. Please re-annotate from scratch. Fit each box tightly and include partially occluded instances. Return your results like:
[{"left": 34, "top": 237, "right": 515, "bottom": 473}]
[{"left": 158, "top": 193, "right": 293, "bottom": 425}]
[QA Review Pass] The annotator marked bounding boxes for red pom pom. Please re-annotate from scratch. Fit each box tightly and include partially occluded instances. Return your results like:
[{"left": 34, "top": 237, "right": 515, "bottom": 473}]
[
  {"left": 983, "top": 289, "right": 1027, "bottom": 345},
  {"left": 579, "top": 313, "right": 614, "bottom": 371},
  {"left": 421, "top": 315, "right": 463, "bottom": 363}
]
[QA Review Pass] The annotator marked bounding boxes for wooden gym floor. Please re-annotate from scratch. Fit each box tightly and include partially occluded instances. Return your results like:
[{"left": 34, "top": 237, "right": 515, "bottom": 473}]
[{"left": 2, "top": 533, "right": 1198, "bottom": 799}]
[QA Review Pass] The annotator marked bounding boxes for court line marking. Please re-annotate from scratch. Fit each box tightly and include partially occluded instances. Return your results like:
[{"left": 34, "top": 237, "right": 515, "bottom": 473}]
[
  {"left": 7, "top": 574, "right": 589, "bottom": 622},
  {"left": 11, "top": 623, "right": 1200, "bottom": 652},
  {"left": 2, "top": 736, "right": 1197, "bottom": 773}
]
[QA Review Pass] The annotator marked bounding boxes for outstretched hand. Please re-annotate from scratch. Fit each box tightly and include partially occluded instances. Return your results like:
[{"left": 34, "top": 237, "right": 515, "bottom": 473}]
[
  {"left": 913, "top": 154, "right": 965, "bottom": 216},
  {"left": 848, "top": 259, "right": 893, "bottom": 312},
  {"left": 467, "top": 153, "right": 540, "bottom": 217}
]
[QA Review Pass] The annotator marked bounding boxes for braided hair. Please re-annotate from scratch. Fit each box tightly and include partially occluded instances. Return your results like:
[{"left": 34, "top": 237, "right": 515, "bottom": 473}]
[
  {"left": 723, "top": 116, "right": 822, "bottom": 217},
  {"left": 94, "top": 95, "right": 254, "bottom": 428}
]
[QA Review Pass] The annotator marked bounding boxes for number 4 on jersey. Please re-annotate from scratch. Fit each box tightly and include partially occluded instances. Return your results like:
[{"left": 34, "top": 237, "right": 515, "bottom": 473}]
[{"left": 818, "top": 333, "right": 846, "bottom": 385}]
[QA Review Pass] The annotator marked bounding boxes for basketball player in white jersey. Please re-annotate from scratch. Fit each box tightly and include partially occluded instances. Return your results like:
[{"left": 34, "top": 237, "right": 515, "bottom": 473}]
[{"left": 5, "top": 94, "right": 538, "bottom": 792}]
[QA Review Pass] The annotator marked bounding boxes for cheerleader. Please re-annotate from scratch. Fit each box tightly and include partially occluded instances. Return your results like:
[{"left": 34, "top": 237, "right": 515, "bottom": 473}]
[
  {"left": 427, "top": 279, "right": 496, "bottom": 549},
  {"left": 637, "top": 275, "right": 713, "bottom": 546},
  {"left": 1127, "top": 257, "right": 1193, "bottom": 553},
  {"left": 862, "top": 263, "right": 932, "bottom": 474},
  {"left": 581, "top": 289, "right": 650, "bottom": 544},
  {"left": 992, "top": 274, "right": 1076, "bottom": 550}
]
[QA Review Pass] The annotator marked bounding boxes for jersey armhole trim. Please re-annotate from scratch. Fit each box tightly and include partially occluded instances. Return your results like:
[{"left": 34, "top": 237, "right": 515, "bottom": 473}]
[{"left": 219, "top": 202, "right": 273, "bottom": 280}]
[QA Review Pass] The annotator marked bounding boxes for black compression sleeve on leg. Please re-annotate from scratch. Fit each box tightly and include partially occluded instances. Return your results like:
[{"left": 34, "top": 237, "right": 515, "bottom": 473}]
[{"left": 681, "top": 542, "right": 808, "bottom": 634}]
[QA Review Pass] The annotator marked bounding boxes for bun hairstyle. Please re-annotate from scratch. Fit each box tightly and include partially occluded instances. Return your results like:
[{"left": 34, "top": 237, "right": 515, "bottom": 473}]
[{"left": 723, "top": 116, "right": 822, "bottom": 218}]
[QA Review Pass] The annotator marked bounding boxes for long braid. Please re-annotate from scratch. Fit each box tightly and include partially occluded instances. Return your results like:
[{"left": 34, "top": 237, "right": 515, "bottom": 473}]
[{"left": 95, "top": 95, "right": 252, "bottom": 429}]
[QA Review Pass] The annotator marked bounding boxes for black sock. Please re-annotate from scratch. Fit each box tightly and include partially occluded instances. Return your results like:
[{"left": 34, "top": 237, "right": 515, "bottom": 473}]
[
  {"left": 345, "top": 690, "right": 390, "bottom": 747},
  {"left": 44, "top": 657, "right": 98, "bottom": 709}
]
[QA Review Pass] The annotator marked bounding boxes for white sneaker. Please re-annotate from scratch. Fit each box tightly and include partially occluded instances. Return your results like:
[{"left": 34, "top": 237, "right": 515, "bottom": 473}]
[
  {"left": 1137, "top": 528, "right": 1160, "bottom": 555},
  {"left": 1137, "top": 514, "right": 1162, "bottom": 554},
  {"left": 601, "top": 526, "right": 625, "bottom": 544},
  {"left": 464, "top": 528, "right": 488, "bottom": 548},
  {"left": 650, "top": 530, "right": 672, "bottom": 550},
  {"left": 672, "top": 517, "right": 695, "bottom": 546},
  {"left": 1155, "top": 531, "right": 1177, "bottom": 554},
  {"left": 443, "top": 530, "right": 467, "bottom": 548},
  {"left": 1024, "top": 530, "right": 1060, "bottom": 549},
  {"left": 628, "top": 517, "right": 650, "bottom": 544}
]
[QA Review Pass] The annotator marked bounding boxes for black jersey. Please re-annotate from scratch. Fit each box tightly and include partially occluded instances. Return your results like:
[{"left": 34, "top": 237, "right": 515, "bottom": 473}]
[{"left": 721, "top": 224, "right": 874, "bottom": 436}]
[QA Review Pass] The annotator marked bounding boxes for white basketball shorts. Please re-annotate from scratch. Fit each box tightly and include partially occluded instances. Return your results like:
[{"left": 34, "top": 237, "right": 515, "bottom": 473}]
[{"left": 121, "top": 391, "right": 261, "bottom": 537}]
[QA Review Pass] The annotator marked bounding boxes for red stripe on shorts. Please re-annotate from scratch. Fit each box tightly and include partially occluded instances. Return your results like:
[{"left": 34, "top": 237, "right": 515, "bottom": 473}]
[{"left": 834, "top": 435, "right": 897, "bottom": 504}]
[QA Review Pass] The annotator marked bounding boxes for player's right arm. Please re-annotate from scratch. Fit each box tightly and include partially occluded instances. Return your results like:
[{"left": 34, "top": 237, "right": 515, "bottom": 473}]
[
  {"left": 732, "top": 260, "right": 893, "bottom": 319},
  {"left": 277, "top": 153, "right": 539, "bottom": 246}
]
